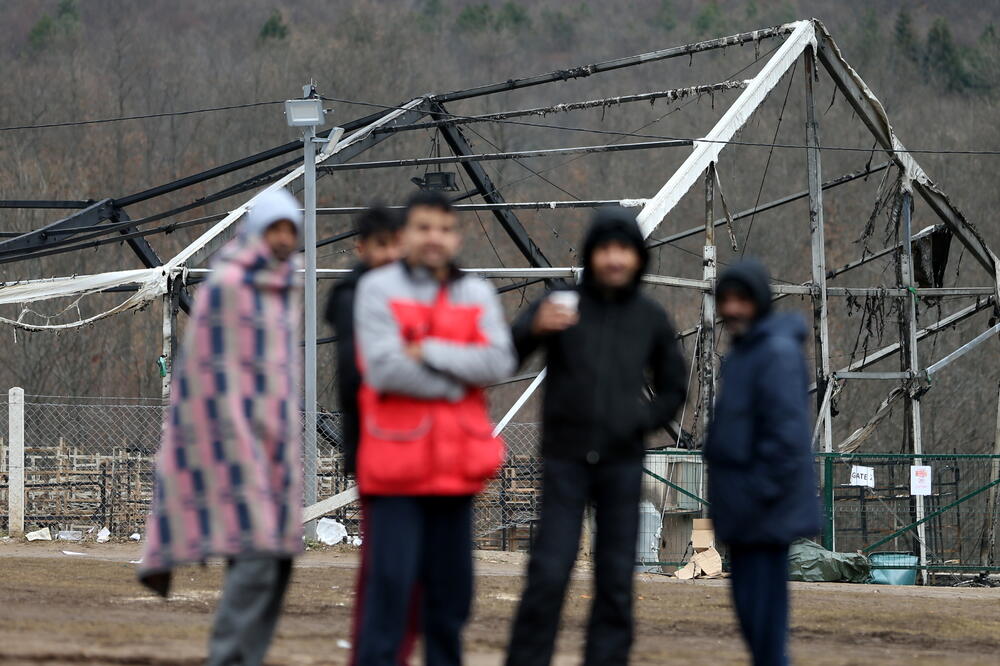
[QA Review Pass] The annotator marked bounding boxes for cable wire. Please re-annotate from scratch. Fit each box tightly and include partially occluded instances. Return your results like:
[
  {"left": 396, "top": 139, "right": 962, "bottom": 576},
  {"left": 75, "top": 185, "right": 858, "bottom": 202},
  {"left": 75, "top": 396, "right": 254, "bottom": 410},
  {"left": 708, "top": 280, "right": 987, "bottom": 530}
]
[
  {"left": 0, "top": 100, "right": 285, "bottom": 132},
  {"left": 323, "top": 92, "right": 1000, "bottom": 157}
]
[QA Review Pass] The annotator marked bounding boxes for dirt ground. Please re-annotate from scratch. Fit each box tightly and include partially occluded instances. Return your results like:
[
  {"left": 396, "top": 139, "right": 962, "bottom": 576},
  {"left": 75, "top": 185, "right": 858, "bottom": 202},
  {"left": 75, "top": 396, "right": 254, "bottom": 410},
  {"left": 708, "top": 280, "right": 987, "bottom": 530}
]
[{"left": 0, "top": 541, "right": 998, "bottom": 665}]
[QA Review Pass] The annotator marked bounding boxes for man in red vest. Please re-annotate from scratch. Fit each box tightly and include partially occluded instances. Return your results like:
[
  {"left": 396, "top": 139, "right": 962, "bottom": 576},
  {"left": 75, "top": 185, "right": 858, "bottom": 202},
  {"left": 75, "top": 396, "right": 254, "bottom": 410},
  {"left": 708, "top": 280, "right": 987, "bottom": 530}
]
[{"left": 353, "top": 190, "right": 516, "bottom": 665}]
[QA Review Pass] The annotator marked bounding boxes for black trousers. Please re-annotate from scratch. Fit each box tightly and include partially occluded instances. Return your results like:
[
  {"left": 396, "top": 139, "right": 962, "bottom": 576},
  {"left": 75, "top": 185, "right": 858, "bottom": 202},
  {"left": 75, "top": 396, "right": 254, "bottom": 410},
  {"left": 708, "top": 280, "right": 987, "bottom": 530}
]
[
  {"left": 356, "top": 495, "right": 474, "bottom": 666},
  {"left": 207, "top": 556, "right": 293, "bottom": 666},
  {"left": 506, "top": 457, "right": 642, "bottom": 666},
  {"left": 729, "top": 543, "right": 791, "bottom": 666}
]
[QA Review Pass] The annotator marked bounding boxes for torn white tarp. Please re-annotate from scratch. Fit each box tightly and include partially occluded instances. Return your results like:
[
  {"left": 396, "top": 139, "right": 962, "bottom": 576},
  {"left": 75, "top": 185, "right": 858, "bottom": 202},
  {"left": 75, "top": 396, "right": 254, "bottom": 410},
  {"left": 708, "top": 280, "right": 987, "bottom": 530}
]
[
  {"left": 0, "top": 268, "right": 162, "bottom": 330},
  {"left": 0, "top": 269, "right": 158, "bottom": 306},
  {"left": 636, "top": 20, "right": 816, "bottom": 239}
]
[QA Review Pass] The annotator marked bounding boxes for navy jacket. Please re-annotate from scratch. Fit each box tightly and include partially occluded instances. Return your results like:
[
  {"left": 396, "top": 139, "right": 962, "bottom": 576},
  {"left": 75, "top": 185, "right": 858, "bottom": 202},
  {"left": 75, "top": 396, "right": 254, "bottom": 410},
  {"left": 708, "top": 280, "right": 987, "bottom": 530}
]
[{"left": 704, "top": 261, "right": 821, "bottom": 545}]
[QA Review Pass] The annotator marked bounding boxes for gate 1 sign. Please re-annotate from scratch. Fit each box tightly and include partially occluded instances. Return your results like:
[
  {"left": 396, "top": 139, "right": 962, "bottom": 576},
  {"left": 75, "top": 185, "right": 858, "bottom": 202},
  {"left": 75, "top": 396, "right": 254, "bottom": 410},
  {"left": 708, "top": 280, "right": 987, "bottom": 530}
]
[
  {"left": 849, "top": 465, "right": 875, "bottom": 488},
  {"left": 910, "top": 465, "right": 932, "bottom": 496}
]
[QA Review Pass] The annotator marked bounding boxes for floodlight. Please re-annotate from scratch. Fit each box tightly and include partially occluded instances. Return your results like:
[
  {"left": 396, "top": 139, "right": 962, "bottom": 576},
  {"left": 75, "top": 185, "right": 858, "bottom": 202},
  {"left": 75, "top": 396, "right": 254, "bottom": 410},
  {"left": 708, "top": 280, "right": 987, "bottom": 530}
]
[
  {"left": 411, "top": 171, "right": 459, "bottom": 191},
  {"left": 284, "top": 98, "right": 326, "bottom": 127},
  {"left": 319, "top": 126, "right": 346, "bottom": 157}
]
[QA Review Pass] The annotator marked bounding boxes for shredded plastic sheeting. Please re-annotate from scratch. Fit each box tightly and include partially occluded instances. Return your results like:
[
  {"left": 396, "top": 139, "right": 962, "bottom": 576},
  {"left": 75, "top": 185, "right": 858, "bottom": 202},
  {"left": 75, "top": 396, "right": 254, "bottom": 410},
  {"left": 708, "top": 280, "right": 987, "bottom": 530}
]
[
  {"left": 0, "top": 268, "right": 162, "bottom": 331},
  {"left": 812, "top": 22, "right": 927, "bottom": 189}
]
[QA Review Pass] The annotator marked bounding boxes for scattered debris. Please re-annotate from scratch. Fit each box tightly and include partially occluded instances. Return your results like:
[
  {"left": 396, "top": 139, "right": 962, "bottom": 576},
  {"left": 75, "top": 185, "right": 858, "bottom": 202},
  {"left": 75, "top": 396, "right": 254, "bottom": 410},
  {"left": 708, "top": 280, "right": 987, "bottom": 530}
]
[
  {"left": 25, "top": 527, "right": 52, "bottom": 541},
  {"left": 96, "top": 527, "right": 111, "bottom": 543},
  {"left": 316, "top": 518, "right": 348, "bottom": 546},
  {"left": 788, "top": 539, "right": 870, "bottom": 583},
  {"left": 673, "top": 519, "right": 724, "bottom": 579},
  {"left": 61, "top": 550, "right": 87, "bottom": 556},
  {"left": 130, "top": 533, "right": 141, "bottom": 541},
  {"left": 675, "top": 548, "right": 724, "bottom": 580},
  {"left": 336, "top": 639, "right": 351, "bottom": 649},
  {"left": 57, "top": 530, "right": 83, "bottom": 542}
]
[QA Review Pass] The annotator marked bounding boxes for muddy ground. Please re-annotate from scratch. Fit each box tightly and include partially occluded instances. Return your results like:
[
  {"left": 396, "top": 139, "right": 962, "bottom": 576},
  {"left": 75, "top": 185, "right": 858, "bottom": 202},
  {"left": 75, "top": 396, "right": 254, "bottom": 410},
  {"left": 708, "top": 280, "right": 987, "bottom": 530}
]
[{"left": 0, "top": 542, "right": 998, "bottom": 665}]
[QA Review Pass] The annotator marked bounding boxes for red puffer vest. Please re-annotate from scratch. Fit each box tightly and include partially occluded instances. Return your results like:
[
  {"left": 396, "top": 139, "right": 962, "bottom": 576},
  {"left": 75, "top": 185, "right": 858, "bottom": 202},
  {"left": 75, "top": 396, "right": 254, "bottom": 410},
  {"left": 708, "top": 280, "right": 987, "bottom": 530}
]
[{"left": 356, "top": 287, "right": 505, "bottom": 496}]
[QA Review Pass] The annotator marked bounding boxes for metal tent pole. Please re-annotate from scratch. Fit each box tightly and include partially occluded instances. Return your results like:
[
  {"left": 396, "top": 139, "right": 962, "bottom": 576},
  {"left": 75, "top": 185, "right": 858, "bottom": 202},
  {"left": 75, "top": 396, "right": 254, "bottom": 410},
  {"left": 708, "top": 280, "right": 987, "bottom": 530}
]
[
  {"left": 160, "top": 279, "right": 179, "bottom": 401},
  {"left": 302, "top": 121, "right": 319, "bottom": 541},
  {"left": 804, "top": 49, "right": 833, "bottom": 456},
  {"left": 698, "top": 163, "right": 717, "bottom": 452},
  {"left": 898, "top": 190, "right": 928, "bottom": 583}
]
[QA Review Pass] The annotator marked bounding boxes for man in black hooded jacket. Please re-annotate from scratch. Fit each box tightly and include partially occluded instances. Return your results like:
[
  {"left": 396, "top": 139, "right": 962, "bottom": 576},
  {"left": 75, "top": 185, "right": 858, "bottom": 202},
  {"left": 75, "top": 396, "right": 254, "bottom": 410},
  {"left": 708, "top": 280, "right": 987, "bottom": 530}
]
[
  {"left": 704, "top": 259, "right": 821, "bottom": 666},
  {"left": 324, "top": 205, "right": 403, "bottom": 476},
  {"left": 505, "top": 207, "right": 687, "bottom": 666}
]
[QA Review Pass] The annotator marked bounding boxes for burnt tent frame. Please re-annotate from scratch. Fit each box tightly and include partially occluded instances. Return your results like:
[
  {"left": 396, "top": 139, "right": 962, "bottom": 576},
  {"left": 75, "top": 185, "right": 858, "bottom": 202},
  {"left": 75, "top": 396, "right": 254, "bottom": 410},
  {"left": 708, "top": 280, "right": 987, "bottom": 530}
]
[{"left": 0, "top": 20, "right": 998, "bottom": 559}]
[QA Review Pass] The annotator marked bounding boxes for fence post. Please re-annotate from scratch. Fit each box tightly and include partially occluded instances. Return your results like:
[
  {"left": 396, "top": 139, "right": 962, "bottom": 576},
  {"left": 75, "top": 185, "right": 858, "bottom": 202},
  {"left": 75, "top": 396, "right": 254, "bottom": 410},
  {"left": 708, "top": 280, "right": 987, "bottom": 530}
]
[
  {"left": 822, "top": 456, "right": 834, "bottom": 550},
  {"left": 8, "top": 387, "right": 24, "bottom": 537}
]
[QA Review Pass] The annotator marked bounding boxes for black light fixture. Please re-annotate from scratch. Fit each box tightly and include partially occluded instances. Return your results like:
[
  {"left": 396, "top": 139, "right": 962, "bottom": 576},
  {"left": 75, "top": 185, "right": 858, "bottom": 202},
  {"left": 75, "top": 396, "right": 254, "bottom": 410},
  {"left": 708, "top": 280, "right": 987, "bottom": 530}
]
[{"left": 411, "top": 171, "right": 459, "bottom": 191}]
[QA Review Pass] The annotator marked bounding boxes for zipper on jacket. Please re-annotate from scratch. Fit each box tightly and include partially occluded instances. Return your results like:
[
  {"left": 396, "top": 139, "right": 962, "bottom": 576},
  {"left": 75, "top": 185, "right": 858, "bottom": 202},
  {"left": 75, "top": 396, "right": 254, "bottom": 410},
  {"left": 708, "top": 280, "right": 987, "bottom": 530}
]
[{"left": 588, "top": 303, "right": 612, "bottom": 464}]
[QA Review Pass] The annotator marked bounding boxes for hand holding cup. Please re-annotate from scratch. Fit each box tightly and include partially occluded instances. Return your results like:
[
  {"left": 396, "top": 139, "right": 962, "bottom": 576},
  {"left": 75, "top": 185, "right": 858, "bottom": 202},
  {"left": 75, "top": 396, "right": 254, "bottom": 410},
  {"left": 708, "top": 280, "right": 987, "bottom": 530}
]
[{"left": 532, "top": 291, "right": 580, "bottom": 335}]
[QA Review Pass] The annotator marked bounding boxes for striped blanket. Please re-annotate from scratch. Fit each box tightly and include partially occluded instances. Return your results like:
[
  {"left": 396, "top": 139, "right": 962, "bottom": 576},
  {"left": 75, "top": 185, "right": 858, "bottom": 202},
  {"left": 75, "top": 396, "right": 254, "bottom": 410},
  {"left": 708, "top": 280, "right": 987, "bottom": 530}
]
[{"left": 139, "top": 225, "right": 303, "bottom": 596}]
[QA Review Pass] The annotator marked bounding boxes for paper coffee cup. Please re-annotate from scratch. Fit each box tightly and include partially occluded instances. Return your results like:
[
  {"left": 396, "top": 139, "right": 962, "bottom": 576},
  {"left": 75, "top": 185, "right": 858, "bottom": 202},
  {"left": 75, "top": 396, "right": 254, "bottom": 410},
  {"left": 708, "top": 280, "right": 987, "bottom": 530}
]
[{"left": 548, "top": 290, "right": 580, "bottom": 313}]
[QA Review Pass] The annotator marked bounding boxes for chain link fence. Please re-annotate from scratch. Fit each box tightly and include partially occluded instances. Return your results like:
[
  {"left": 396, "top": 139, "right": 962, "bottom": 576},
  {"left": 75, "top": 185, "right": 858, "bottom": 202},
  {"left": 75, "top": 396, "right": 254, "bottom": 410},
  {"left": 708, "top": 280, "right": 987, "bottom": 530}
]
[
  {"left": 3, "top": 394, "right": 998, "bottom": 579},
  {"left": 0, "top": 394, "right": 546, "bottom": 548},
  {"left": 822, "top": 453, "right": 1000, "bottom": 576}
]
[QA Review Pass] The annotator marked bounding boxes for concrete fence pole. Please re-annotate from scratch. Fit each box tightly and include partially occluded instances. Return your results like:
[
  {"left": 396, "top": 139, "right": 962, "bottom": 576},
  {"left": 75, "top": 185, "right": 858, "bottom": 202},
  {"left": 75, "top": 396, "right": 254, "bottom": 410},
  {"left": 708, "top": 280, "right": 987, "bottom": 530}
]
[{"left": 8, "top": 387, "right": 24, "bottom": 537}]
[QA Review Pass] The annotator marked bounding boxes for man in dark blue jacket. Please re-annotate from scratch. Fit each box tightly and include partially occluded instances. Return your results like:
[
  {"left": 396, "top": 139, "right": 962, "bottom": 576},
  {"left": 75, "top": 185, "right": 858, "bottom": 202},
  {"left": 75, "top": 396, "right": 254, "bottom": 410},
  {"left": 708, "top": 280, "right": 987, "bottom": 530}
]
[{"left": 704, "top": 259, "right": 821, "bottom": 666}]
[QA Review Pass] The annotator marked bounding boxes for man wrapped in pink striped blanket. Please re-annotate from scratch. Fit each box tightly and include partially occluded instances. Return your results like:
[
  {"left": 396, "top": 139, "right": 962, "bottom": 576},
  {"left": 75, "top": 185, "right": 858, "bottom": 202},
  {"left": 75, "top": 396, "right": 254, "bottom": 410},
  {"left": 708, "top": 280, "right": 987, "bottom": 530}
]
[{"left": 138, "top": 188, "right": 304, "bottom": 666}]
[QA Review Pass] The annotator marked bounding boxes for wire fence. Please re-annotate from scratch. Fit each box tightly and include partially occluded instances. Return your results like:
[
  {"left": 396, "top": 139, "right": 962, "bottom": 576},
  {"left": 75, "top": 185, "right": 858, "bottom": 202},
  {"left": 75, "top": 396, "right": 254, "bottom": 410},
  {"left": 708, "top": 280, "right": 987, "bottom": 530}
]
[
  {"left": 0, "top": 395, "right": 547, "bottom": 548},
  {"left": 821, "top": 453, "right": 1000, "bottom": 572},
  {"left": 2, "top": 395, "right": 998, "bottom": 578}
]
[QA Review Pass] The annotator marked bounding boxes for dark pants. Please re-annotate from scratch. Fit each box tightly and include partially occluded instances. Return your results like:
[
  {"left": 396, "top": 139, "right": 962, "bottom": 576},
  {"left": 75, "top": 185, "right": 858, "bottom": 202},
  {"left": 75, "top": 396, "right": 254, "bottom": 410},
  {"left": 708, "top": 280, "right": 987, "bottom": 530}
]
[
  {"left": 729, "top": 543, "right": 791, "bottom": 666},
  {"left": 207, "top": 556, "right": 293, "bottom": 666},
  {"left": 506, "top": 458, "right": 642, "bottom": 666},
  {"left": 356, "top": 495, "right": 474, "bottom": 666},
  {"left": 351, "top": 496, "right": 419, "bottom": 666}
]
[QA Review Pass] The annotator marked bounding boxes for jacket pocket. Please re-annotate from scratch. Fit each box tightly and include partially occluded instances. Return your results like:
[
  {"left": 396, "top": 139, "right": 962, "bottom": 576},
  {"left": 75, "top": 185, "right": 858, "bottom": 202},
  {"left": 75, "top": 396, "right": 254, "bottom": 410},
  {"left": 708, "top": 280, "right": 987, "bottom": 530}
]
[
  {"left": 456, "top": 395, "right": 506, "bottom": 482},
  {"left": 359, "top": 394, "right": 433, "bottom": 488}
]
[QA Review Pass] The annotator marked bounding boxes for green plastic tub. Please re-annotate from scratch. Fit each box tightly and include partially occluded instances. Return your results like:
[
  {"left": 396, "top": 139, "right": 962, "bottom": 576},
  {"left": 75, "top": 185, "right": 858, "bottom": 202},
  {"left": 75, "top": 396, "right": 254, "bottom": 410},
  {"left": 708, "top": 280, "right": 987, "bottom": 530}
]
[{"left": 869, "top": 552, "right": 919, "bottom": 585}]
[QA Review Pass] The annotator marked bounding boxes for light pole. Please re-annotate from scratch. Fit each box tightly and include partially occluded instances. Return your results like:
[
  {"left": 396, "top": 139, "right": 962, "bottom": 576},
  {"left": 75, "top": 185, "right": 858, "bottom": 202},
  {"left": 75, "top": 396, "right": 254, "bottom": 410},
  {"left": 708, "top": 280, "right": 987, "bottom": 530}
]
[{"left": 285, "top": 85, "right": 326, "bottom": 539}]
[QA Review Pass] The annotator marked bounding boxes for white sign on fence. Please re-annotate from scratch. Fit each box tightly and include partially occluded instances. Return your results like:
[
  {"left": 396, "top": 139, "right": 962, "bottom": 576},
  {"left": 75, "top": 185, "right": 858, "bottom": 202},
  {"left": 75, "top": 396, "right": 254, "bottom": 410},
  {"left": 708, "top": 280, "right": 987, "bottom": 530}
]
[
  {"left": 849, "top": 465, "right": 875, "bottom": 488},
  {"left": 910, "top": 465, "right": 933, "bottom": 496}
]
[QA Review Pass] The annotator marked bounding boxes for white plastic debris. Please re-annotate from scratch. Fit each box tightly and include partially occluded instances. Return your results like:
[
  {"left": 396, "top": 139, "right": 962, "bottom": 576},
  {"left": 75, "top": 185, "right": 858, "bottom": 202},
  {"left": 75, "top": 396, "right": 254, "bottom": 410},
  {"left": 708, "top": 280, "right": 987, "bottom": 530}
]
[
  {"left": 130, "top": 533, "right": 141, "bottom": 541},
  {"left": 57, "top": 530, "right": 83, "bottom": 541},
  {"left": 316, "top": 518, "right": 348, "bottom": 546},
  {"left": 351, "top": 536, "right": 363, "bottom": 547},
  {"left": 129, "top": 558, "right": 144, "bottom": 564},
  {"left": 336, "top": 639, "right": 352, "bottom": 649},
  {"left": 96, "top": 527, "right": 111, "bottom": 543},
  {"left": 26, "top": 527, "right": 52, "bottom": 541},
  {"left": 61, "top": 550, "right": 87, "bottom": 556}
]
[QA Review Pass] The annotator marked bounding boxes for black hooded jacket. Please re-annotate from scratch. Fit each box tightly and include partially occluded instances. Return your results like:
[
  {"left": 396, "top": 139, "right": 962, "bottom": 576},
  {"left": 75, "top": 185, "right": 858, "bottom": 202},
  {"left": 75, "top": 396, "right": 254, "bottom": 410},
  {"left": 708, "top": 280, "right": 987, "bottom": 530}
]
[
  {"left": 324, "top": 262, "right": 368, "bottom": 476},
  {"left": 703, "top": 260, "right": 821, "bottom": 544},
  {"left": 511, "top": 208, "right": 687, "bottom": 463}
]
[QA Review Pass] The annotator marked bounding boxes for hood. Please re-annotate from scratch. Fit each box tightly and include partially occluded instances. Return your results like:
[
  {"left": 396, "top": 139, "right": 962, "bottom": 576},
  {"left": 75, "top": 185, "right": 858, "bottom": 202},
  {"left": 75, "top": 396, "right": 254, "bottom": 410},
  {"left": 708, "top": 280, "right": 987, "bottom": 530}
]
[
  {"left": 209, "top": 188, "right": 303, "bottom": 290},
  {"left": 581, "top": 206, "right": 649, "bottom": 291},
  {"left": 715, "top": 258, "right": 773, "bottom": 319},
  {"left": 241, "top": 188, "right": 303, "bottom": 240}
]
